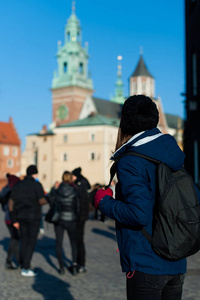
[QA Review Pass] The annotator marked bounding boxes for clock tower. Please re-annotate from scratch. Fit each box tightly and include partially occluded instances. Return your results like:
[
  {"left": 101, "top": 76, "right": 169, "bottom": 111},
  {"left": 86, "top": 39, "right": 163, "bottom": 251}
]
[{"left": 51, "top": 2, "right": 94, "bottom": 126}]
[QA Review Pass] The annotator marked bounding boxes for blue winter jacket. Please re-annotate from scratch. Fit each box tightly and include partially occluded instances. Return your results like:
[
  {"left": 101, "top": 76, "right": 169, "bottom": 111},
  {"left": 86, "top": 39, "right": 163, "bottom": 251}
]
[{"left": 99, "top": 128, "right": 187, "bottom": 275}]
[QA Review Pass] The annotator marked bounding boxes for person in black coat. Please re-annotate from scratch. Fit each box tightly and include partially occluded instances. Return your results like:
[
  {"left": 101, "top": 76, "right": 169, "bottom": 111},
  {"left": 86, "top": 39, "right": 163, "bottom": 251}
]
[
  {"left": 9, "top": 165, "right": 47, "bottom": 277},
  {"left": 54, "top": 171, "right": 80, "bottom": 275},
  {"left": 72, "top": 167, "right": 91, "bottom": 273}
]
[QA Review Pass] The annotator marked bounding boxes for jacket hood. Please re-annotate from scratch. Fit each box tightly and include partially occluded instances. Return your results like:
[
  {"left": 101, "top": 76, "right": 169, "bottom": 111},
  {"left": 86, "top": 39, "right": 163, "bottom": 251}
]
[{"left": 111, "top": 128, "right": 185, "bottom": 170}]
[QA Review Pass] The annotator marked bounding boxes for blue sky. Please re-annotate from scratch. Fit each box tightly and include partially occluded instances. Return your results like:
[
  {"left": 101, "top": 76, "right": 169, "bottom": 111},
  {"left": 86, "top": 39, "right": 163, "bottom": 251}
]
[{"left": 0, "top": 0, "right": 185, "bottom": 150}]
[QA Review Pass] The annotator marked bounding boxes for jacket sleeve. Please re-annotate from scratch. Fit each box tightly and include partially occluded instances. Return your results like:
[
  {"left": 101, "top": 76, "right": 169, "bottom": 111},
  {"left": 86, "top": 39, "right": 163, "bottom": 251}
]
[{"left": 99, "top": 156, "right": 155, "bottom": 226}]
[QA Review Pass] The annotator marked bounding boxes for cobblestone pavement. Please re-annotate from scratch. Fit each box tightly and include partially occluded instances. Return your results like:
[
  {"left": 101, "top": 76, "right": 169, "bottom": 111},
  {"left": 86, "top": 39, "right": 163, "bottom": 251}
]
[{"left": 0, "top": 208, "right": 200, "bottom": 300}]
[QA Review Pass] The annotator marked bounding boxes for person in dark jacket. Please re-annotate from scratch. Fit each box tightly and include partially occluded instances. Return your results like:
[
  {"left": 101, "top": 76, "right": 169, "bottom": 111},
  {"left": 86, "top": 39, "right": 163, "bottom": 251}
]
[
  {"left": 94, "top": 95, "right": 187, "bottom": 300},
  {"left": 72, "top": 167, "right": 91, "bottom": 273},
  {"left": 0, "top": 174, "right": 20, "bottom": 269},
  {"left": 9, "top": 165, "right": 47, "bottom": 277},
  {"left": 54, "top": 171, "right": 80, "bottom": 276}
]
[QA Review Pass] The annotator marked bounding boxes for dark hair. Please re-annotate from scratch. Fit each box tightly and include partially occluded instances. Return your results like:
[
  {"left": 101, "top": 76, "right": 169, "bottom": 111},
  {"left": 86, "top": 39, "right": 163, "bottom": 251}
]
[
  {"left": 62, "top": 171, "right": 72, "bottom": 183},
  {"left": 120, "top": 95, "right": 159, "bottom": 136}
]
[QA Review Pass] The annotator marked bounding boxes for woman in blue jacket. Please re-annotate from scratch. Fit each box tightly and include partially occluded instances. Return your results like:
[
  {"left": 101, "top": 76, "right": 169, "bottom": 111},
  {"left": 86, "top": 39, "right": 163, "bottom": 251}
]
[{"left": 95, "top": 95, "right": 186, "bottom": 300}]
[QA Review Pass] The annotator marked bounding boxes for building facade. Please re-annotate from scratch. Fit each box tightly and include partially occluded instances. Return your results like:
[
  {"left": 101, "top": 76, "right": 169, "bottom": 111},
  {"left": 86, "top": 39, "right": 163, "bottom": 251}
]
[{"left": 22, "top": 115, "right": 119, "bottom": 191}]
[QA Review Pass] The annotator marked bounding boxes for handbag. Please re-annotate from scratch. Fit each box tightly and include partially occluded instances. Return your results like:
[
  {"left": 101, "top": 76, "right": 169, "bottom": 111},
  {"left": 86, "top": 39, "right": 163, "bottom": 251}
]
[{"left": 45, "top": 202, "right": 60, "bottom": 224}]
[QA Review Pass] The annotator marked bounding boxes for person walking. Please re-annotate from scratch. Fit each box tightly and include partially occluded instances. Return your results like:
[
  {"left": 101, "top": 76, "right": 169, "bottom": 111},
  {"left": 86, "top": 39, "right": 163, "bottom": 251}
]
[
  {"left": 54, "top": 171, "right": 80, "bottom": 276},
  {"left": 94, "top": 95, "right": 187, "bottom": 300},
  {"left": 0, "top": 174, "right": 20, "bottom": 269},
  {"left": 9, "top": 165, "right": 47, "bottom": 277},
  {"left": 72, "top": 167, "right": 91, "bottom": 273}
]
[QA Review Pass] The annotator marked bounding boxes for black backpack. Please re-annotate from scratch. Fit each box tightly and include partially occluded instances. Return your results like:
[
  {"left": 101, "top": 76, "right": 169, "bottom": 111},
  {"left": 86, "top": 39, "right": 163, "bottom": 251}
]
[{"left": 108, "top": 151, "right": 200, "bottom": 261}]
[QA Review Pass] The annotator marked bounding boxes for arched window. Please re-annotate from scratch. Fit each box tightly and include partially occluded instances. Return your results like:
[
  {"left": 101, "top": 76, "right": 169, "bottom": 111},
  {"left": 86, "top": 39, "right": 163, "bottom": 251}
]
[
  {"left": 63, "top": 135, "right": 68, "bottom": 143},
  {"left": 79, "top": 62, "right": 83, "bottom": 74},
  {"left": 67, "top": 32, "right": 70, "bottom": 41},
  {"left": 63, "top": 153, "right": 67, "bottom": 161},
  {"left": 64, "top": 62, "right": 68, "bottom": 73}
]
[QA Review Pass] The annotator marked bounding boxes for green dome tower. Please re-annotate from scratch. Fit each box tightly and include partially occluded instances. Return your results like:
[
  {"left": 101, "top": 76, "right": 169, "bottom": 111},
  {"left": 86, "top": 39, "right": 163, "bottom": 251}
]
[{"left": 51, "top": 1, "right": 94, "bottom": 126}]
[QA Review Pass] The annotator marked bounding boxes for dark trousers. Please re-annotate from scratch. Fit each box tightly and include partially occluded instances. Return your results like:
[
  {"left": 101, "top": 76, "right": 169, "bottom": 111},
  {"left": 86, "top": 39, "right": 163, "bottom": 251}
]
[
  {"left": 6, "top": 223, "right": 20, "bottom": 264},
  {"left": 76, "top": 221, "right": 86, "bottom": 267},
  {"left": 54, "top": 221, "right": 77, "bottom": 268},
  {"left": 126, "top": 271, "right": 185, "bottom": 300},
  {"left": 19, "top": 220, "right": 40, "bottom": 269}
]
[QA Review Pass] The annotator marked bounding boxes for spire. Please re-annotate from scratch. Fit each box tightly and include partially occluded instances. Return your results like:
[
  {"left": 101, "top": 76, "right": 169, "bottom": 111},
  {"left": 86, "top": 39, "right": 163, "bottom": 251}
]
[
  {"left": 131, "top": 54, "right": 153, "bottom": 78},
  {"left": 129, "top": 51, "right": 155, "bottom": 98},
  {"left": 111, "top": 56, "right": 125, "bottom": 104},
  {"left": 72, "top": 1, "right": 76, "bottom": 15}
]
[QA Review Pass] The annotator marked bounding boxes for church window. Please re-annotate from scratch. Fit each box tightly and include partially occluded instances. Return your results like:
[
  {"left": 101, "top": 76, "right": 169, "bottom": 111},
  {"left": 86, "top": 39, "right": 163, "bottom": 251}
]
[
  {"left": 90, "top": 152, "right": 96, "bottom": 160},
  {"left": 142, "top": 81, "right": 146, "bottom": 93},
  {"left": 90, "top": 133, "right": 95, "bottom": 142},
  {"left": 77, "top": 31, "right": 80, "bottom": 41},
  {"left": 64, "top": 62, "right": 68, "bottom": 73},
  {"left": 63, "top": 153, "right": 68, "bottom": 161},
  {"left": 34, "top": 150, "right": 38, "bottom": 166},
  {"left": 63, "top": 135, "right": 68, "bottom": 143},
  {"left": 79, "top": 62, "right": 83, "bottom": 74},
  {"left": 67, "top": 32, "right": 70, "bottom": 41}
]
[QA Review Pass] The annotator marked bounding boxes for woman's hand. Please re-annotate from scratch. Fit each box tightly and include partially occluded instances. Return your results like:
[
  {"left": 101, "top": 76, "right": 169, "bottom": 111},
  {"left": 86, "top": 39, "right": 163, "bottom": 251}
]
[{"left": 94, "top": 188, "right": 113, "bottom": 208}]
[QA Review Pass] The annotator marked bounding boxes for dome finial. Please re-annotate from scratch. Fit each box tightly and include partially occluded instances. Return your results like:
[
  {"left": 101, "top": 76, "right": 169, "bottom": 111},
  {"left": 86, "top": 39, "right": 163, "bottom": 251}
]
[
  {"left": 117, "top": 55, "right": 123, "bottom": 76},
  {"left": 72, "top": 1, "right": 76, "bottom": 14}
]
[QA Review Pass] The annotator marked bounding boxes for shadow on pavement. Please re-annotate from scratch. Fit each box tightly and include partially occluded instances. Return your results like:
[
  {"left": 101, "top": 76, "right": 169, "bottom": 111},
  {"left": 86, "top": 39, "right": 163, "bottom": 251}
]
[
  {"left": 0, "top": 236, "right": 10, "bottom": 252},
  {"left": 92, "top": 228, "right": 116, "bottom": 241},
  {"left": 35, "top": 236, "right": 72, "bottom": 272},
  {"left": 32, "top": 267, "right": 75, "bottom": 300},
  {"left": 0, "top": 235, "right": 72, "bottom": 272}
]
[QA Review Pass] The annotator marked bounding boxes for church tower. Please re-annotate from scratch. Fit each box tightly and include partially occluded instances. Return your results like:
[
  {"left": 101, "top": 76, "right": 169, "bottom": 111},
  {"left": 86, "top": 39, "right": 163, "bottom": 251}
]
[
  {"left": 51, "top": 2, "right": 93, "bottom": 126},
  {"left": 129, "top": 53, "right": 155, "bottom": 98},
  {"left": 129, "top": 52, "right": 168, "bottom": 134},
  {"left": 111, "top": 56, "right": 125, "bottom": 104}
]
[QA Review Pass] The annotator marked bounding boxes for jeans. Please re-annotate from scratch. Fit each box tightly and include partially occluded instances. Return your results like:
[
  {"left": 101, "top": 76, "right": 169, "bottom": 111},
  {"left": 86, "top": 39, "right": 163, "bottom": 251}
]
[
  {"left": 6, "top": 223, "right": 20, "bottom": 264},
  {"left": 126, "top": 270, "right": 185, "bottom": 300},
  {"left": 54, "top": 221, "right": 77, "bottom": 268},
  {"left": 76, "top": 221, "right": 86, "bottom": 266},
  {"left": 19, "top": 220, "right": 40, "bottom": 269}
]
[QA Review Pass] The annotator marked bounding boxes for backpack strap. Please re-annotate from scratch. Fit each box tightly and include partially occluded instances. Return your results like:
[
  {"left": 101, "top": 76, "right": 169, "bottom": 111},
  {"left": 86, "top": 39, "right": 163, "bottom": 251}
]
[
  {"left": 106, "top": 151, "right": 160, "bottom": 189},
  {"left": 104, "top": 151, "right": 160, "bottom": 242}
]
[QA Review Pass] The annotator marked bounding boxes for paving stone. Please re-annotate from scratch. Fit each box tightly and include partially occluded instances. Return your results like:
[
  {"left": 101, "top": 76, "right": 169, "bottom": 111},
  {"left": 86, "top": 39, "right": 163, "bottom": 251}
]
[{"left": 0, "top": 209, "right": 199, "bottom": 299}]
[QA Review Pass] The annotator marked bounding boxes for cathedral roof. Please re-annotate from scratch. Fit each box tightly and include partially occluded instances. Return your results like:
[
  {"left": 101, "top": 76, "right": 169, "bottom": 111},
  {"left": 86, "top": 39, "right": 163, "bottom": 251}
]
[
  {"left": 131, "top": 55, "right": 153, "bottom": 78},
  {"left": 92, "top": 97, "right": 122, "bottom": 119},
  {"left": 165, "top": 114, "right": 183, "bottom": 129},
  {"left": 58, "top": 114, "right": 120, "bottom": 128}
]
